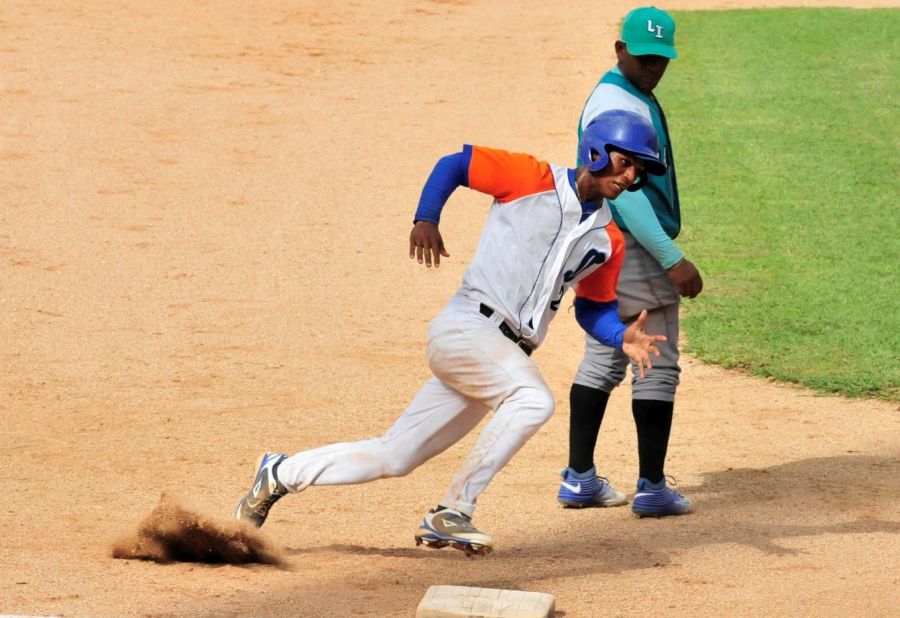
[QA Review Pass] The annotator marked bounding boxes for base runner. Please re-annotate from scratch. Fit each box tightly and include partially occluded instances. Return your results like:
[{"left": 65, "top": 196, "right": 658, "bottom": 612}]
[{"left": 235, "top": 110, "right": 667, "bottom": 555}]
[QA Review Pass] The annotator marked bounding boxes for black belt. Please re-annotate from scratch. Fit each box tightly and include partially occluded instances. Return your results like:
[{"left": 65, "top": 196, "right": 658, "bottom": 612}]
[{"left": 478, "top": 303, "right": 534, "bottom": 356}]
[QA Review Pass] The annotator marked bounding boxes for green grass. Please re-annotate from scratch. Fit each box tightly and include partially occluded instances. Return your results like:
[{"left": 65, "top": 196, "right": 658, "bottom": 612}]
[{"left": 660, "top": 8, "right": 899, "bottom": 400}]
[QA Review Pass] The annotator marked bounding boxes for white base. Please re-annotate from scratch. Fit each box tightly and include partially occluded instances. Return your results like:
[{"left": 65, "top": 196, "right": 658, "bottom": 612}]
[{"left": 416, "top": 585, "right": 556, "bottom": 618}]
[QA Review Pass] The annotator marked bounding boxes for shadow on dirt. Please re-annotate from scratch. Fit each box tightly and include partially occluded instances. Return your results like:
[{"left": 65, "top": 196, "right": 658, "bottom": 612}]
[
  {"left": 289, "top": 454, "right": 899, "bottom": 579},
  {"left": 195, "top": 454, "right": 899, "bottom": 616},
  {"left": 466, "top": 454, "right": 900, "bottom": 587}
]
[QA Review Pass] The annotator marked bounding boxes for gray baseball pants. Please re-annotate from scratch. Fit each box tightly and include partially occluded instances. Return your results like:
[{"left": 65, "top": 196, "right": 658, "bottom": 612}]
[{"left": 574, "top": 232, "right": 681, "bottom": 401}]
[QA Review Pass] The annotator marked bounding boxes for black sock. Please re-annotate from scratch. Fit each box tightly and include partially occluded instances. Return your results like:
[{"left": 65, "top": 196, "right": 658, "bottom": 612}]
[
  {"left": 568, "top": 384, "right": 610, "bottom": 474},
  {"left": 632, "top": 399, "right": 673, "bottom": 483}
]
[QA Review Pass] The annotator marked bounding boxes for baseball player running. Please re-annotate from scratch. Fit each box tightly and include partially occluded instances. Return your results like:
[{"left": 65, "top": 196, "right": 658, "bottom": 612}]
[
  {"left": 235, "top": 109, "right": 667, "bottom": 556},
  {"left": 557, "top": 7, "right": 703, "bottom": 516}
]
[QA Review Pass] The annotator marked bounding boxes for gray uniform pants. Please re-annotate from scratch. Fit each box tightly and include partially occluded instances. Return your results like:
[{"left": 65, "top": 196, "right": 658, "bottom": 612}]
[{"left": 574, "top": 232, "right": 681, "bottom": 401}]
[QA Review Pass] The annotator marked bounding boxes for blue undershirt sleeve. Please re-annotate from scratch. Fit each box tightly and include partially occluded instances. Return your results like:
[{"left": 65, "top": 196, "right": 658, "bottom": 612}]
[
  {"left": 413, "top": 145, "right": 473, "bottom": 224},
  {"left": 610, "top": 189, "right": 684, "bottom": 270},
  {"left": 574, "top": 296, "right": 626, "bottom": 349}
]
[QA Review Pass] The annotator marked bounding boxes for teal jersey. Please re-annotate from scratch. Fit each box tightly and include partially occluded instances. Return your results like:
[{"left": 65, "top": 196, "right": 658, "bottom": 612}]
[{"left": 577, "top": 67, "right": 681, "bottom": 243}]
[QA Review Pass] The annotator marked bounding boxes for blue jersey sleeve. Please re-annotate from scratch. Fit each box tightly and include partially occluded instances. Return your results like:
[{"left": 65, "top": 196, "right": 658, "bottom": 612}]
[
  {"left": 574, "top": 296, "right": 625, "bottom": 349},
  {"left": 413, "top": 145, "right": 473, "bottom": 224}
]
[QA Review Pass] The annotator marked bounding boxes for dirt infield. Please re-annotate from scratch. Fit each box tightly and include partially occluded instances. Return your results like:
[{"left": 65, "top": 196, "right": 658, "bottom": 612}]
[{"left": 2, "top": 1, "right": 897, "bottom": 616}]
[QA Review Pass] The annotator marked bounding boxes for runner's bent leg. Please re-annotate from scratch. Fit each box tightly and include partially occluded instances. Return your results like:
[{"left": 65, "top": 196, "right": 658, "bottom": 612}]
[
  {"left": 431, "top": 296, "right": 556, "bottom": 516},
  {"left": 277, "top": 376, "right": 488, "bottom": 492}
]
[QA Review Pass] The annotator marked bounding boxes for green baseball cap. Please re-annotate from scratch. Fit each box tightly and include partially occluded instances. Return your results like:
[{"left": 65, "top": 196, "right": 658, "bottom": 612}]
[{"left": 621, "top": 7, "right": 677, "bottom": 59}]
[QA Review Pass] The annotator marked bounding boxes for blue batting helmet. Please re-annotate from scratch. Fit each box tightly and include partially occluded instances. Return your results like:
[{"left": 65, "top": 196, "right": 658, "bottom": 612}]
[{"left": 579, "top": 109, "right": 666, "bottom": 190}]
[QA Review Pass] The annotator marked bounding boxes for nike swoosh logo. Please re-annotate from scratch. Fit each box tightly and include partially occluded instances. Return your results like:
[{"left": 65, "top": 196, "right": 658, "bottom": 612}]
[
  {"left": 440, "top": 519, "right": 458, "bottom": 528},
  {"left": 561, "top": 481, "right": 582, "bottom": 493},
  {"left": 634, "top": 492, "right": 654, "bottom": 498}
]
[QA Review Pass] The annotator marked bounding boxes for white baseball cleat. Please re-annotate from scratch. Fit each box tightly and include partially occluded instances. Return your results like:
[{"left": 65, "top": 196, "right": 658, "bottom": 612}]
[
  {"left": 414, "top": 506, "right": 494, "bottom": 557},
  {"left": 234, "top": 452, "right": 289, "bottom": 528}
]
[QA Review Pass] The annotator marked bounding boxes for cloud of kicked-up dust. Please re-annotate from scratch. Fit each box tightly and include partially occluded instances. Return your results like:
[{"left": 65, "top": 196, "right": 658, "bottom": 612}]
[{"left": 111, "top": 493, "right": 283, "bottom": 566}]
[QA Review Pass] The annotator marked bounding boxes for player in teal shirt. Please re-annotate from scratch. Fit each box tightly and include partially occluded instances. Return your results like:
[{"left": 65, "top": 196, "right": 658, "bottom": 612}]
[
  {"left": 559, "top": 7, "right": 704, "bottom": 517},
  {"left": 576, "top": 68, "right": 681, "bottom": 268}
]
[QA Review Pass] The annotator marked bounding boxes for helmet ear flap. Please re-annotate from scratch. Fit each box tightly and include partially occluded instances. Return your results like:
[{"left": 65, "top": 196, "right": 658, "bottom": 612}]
[{"left": 584, "top": 145, "right": 611, "bottom": 172}]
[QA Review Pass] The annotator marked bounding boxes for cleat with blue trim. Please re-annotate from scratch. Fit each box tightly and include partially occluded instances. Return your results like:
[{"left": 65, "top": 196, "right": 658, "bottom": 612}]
[
  {"left": 234, "top": 452, "right": 289, "bottom": 528},
  {"left": 631, "top": 476, "right": 692, "bottom": 517},
  {"left": 557, "top": 466, "right": 628, "bottom": 508},
  {"left": 414, "top": 507, "right": 493, "bottom": 556}
]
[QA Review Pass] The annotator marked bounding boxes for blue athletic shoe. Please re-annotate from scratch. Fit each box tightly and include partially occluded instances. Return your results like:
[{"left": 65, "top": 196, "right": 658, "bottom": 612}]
[
  {"left": 557, "top": 466, "right": 628, "bottom": 508},
  {"left": 631, "top": 476, "right": 692, "bottom": 517}
]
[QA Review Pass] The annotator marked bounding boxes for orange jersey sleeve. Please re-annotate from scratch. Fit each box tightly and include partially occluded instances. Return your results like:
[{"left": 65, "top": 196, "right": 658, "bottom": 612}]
[
  {"left": 467, "top": 146, "right": 556, "bottom": 203},
  {"left": 575, "top": 221, "right": 625, "bottom": 303}
]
